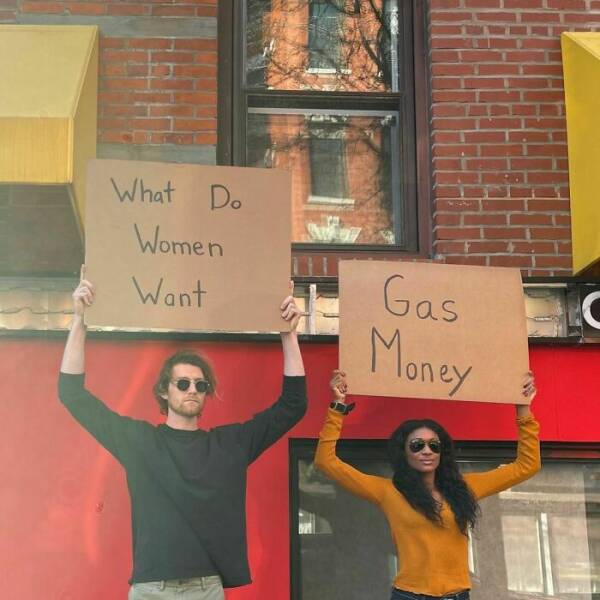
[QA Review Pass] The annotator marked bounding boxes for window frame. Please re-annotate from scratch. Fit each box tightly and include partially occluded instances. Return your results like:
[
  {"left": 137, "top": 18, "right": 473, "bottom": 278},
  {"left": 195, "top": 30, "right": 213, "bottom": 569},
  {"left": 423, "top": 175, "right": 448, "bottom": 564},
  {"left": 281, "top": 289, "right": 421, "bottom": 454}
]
[
  {"left": 218, "top": 0, "right": 432, "bottom": 258},
  {"left": 288, "top": 438, "right": 600, "bottom": 600}
]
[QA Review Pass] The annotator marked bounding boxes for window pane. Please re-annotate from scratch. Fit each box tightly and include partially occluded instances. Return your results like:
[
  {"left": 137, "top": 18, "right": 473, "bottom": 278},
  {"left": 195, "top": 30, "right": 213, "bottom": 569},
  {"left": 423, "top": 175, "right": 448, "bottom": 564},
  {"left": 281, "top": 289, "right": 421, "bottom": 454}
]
[
  {"left": 501, "top": 515, "right": 544, "bottom": 593},
  {"left": 294, "top": 449, "right": 600, "bottom": 600},
  {"left": 297, "top": 458, "right": 395, "bottom": 599},
  {"left": 309, "top": 128, "right": 347, "bottom": 199},
  {"left": 246, "top": 0, "right": 401, "bottom": 92},
  {"left": 247, "top": 110, "right": 400, "bottom": 245}
]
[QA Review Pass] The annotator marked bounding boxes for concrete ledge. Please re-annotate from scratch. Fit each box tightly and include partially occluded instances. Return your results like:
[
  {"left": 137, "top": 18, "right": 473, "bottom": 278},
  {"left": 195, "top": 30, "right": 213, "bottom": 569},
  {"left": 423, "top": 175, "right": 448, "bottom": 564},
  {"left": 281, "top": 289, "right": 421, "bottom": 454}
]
[
  {"left": 98, "top": 143, "right": 216, "bottom": 165},
  {"left": 17, "top": 15, "right": 216, "bottom": 38}
]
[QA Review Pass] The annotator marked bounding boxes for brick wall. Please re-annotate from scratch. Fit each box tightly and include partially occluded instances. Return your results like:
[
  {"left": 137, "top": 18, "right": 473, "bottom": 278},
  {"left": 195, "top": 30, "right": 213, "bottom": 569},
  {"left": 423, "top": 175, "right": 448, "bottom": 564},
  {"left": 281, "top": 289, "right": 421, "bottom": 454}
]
[
  {"left": 99, "top": 36, "right": 217, "bottom": 147},
  {"left": 429, "top": 1, "right": 600, "bottom": 276},
  {"left": 3, "top": 2, "right": 600, "bottom": 277}
]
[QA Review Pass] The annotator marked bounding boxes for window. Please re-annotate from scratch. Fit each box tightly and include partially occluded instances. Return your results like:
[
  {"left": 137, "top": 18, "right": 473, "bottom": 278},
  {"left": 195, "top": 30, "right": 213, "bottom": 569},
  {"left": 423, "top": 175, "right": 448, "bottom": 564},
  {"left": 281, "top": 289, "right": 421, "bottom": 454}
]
[
  {"left": 308, "top": 0, "right": 344, "bottom": 71},
  {"left": 290, "top": 440, "right": 600, "bottom": 599},
  {"left": 220, "top": 0, "right": 428, "bottom": 253},
  {"left": 309, "top": 128, "right": 348, "bottom": 200}
]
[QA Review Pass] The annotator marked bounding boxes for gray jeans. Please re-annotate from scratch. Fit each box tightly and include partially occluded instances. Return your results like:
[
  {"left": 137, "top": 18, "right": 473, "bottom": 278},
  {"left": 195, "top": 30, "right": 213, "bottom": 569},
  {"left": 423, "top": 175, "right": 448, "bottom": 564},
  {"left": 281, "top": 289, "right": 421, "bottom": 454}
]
[{"left": 128, "top": 576, "right": 224, "bottom": 600}]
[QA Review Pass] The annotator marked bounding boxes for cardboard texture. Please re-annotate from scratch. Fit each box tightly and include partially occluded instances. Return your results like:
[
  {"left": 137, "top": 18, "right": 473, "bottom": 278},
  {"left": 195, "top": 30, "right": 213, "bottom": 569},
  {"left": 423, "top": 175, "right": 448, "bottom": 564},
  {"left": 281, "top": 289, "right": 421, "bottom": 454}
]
[
  {"left": 339, "top": 261, "right": 530, "bottom": 404},
  {"left": 85, "top": 159, "right": 291, "bottom": 332}
]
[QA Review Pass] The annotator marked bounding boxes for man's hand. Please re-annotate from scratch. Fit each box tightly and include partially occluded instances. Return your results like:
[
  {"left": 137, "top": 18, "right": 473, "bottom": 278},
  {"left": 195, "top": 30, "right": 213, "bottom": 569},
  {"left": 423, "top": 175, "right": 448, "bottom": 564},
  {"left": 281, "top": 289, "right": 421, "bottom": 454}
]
[
  {"left": 280, "top": 281, "right": 303, "bottom": 334},
  {"left": 73, "top": 278, "right": 95, "bottom": 317},
  {"left": 61, "top": 267, "right": 93, "bottom": 374},
  {"left": 516, "top": 371, "right": 536, "bottom": 418},
  {"left": 280, "top": 281, "right": 305, "bottom": 376},
  {"left": 330, "top": 369, "right": 348, "bottom": 403}
]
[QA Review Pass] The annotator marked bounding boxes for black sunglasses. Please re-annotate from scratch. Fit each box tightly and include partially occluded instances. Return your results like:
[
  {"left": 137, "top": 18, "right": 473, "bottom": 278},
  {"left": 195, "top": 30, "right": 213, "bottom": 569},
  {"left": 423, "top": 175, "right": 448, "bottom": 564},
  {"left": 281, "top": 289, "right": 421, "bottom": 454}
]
[
  {"left": 171, "top": 378, "right": 211, "bottom": 393},
  {"left": 408, "top": 438, "right": 441, "bottom": 454}
]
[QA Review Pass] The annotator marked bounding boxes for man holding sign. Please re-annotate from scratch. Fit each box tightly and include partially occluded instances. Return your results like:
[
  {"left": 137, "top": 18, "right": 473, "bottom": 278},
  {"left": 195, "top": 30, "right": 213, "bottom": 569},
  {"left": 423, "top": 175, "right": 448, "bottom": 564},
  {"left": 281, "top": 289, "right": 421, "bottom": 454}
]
[{"left": 58, "top": 275, "right": 306, "bottom": 599}]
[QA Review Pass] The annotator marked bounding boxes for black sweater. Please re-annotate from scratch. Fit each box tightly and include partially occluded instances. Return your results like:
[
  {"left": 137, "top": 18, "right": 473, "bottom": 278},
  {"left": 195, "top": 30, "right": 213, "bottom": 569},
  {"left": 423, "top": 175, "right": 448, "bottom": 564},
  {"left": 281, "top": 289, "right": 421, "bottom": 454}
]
[{"left": 58, "top": 372, "right": 307, "bottom": 587}]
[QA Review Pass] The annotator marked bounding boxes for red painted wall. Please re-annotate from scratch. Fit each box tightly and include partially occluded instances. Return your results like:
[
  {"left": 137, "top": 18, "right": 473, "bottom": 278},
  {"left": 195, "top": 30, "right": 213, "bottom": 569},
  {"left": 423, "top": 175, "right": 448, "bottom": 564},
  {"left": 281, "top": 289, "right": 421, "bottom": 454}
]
[{"left": 1, "top": 338, "right": 599, "bottom": 599}]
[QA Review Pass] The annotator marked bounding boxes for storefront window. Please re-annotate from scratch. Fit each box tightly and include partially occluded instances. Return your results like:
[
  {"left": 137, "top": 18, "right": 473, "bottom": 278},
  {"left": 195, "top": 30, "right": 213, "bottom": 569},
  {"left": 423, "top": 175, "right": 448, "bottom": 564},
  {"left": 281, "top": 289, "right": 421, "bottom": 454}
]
[{"left": 291, "top": 442, "right": 600, "bottom": 600}]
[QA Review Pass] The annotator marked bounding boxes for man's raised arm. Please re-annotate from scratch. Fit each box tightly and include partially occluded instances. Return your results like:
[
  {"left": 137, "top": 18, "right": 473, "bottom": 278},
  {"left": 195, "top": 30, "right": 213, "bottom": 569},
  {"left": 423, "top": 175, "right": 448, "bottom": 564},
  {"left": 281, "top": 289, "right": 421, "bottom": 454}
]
[
  {"left": 61, "top": 275, "right": 94, "bottom": 374},
  {"left": 280, "top": 283, "right": 305, "bottom": 377}
]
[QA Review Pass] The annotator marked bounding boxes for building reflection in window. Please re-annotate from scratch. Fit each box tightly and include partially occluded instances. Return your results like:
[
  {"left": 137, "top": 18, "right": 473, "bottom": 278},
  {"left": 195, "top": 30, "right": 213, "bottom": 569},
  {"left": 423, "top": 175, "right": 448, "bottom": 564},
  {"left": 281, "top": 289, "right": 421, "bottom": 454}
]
[
  {"left": 243, "top": 0, "right": 414, "bottom": 248},
  {"left": 247, "top": 0, "right": 399, "bottom": 92},
  {"left": 293, "top": 448, "right": 600, "bottom": 600},
  {"left": 246, "top": 111, "right": 399, "bottom": 245}
]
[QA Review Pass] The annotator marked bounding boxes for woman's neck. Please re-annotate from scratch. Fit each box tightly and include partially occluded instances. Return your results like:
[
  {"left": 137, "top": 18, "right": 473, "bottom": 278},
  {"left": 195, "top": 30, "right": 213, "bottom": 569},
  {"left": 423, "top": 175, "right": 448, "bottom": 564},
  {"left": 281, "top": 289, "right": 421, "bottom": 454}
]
[{"left": 421, "top": 471, "right": 436, "bottom": 492}]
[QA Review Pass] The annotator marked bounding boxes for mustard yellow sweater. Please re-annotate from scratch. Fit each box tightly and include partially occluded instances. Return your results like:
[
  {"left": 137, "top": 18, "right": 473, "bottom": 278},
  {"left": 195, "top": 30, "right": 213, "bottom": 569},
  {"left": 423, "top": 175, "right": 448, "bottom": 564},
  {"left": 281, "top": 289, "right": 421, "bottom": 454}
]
[{"left": 314, "top": 409, "right": 541, "bottom": 596}]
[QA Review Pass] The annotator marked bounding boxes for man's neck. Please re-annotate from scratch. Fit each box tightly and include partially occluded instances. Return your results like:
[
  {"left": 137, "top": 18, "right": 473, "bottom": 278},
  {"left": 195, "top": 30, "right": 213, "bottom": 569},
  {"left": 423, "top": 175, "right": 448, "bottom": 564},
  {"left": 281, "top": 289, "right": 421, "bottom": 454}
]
[{"left": 165, "top": 414, "right": 199, "bottom": 431}]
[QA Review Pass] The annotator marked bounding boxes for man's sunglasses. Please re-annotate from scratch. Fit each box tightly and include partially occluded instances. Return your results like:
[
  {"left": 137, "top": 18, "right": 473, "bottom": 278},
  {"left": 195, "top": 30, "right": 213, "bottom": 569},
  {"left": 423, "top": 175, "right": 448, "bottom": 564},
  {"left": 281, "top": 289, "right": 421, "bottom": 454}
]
[
  {"left": 408, "top": 438, "right": 442, "bottom": 454},
  {"left": 171, "top": 378, "right": 211, "bottom": 393}
]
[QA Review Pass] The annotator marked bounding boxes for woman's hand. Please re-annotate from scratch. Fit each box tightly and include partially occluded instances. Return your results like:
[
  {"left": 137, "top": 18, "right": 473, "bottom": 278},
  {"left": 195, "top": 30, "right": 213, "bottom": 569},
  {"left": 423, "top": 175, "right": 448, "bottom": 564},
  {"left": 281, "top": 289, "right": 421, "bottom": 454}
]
[
  {"left": 330, "top": 369, "right": 348, "bottom": 403},
  {"left": 516, "top": 371, "right": 536, "bottom": 417}
]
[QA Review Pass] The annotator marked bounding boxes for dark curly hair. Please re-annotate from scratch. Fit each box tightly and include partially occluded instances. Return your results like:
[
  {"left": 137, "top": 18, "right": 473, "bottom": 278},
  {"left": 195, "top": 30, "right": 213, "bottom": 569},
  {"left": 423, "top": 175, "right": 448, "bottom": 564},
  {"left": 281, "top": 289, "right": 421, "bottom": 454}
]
[
  {"left": 152, "top": 350, "right": 217, "bottom": 415},
  {"left": 388, "top": 419, "right": 479, "bottom": 535}
]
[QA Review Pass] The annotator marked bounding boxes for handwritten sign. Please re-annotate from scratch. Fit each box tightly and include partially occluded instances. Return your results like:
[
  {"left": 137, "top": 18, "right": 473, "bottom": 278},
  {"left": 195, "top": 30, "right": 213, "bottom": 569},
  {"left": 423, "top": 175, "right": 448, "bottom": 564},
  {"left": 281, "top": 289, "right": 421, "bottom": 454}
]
[
  {"left": 339, "top": 261, "right": 529, "bottom": 404},
  {"left": 85, "top": 159, "right": 291, "bottom": 332}
]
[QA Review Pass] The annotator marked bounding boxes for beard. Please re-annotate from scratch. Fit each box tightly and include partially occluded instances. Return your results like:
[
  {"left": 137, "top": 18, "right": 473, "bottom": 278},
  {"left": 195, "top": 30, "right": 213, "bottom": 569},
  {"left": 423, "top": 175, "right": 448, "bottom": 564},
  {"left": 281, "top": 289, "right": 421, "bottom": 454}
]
[{"left": 168, "top": 398, "right": 203, "bottom": 418}]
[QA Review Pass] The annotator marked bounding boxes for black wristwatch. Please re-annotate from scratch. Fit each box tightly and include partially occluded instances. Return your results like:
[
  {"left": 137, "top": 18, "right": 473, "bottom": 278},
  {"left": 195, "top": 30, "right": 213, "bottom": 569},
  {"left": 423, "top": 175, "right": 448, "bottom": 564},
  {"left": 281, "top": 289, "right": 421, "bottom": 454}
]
[{"left": 329, "top": 401, "right": 356, "bottom": 415}]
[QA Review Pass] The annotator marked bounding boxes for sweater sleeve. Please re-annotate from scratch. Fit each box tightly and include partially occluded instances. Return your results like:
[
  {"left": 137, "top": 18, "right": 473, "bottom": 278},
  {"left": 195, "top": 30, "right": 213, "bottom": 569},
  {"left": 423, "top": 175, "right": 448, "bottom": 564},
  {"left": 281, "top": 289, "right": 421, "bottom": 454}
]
[
  {"left": 58, "top": 372, "right": 140, "bottom": 464},
  {"left": 314, "top": 408, "right": 386, "bottom": 505},
  {"left": 465, "top": 415, "right": 541, "bottom": 500},
  {"left": 237, "top": 375, "right": 307, "bottom": 464}
]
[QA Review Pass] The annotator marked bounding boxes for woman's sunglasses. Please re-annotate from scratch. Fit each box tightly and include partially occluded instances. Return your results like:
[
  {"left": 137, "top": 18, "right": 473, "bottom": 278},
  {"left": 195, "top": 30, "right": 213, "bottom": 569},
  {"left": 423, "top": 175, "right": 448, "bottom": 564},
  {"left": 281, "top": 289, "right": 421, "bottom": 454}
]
[
  {"left": 171, "top": 378, "right": 211, "bottom": 393},
  {"left": 408, "top": 438, "right": 441, "bottom": 454}
]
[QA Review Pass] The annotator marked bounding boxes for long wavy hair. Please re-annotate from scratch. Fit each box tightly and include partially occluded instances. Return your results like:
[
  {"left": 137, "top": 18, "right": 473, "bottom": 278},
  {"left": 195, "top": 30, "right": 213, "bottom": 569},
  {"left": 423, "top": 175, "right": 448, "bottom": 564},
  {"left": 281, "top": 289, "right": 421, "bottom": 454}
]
[{"left": 388, "top": 419, "right": 479, "bottom": 535}]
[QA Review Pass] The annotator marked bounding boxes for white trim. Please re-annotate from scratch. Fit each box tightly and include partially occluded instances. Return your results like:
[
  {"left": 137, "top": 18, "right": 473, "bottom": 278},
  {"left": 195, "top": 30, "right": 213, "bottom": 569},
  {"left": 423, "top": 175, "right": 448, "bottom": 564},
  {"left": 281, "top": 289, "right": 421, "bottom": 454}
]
[
  {"left": 307, "top": 195, "right": 355, "bottom": 207},
  {"left": 306, "top": 67, "right": 352, "bottom": 75}
]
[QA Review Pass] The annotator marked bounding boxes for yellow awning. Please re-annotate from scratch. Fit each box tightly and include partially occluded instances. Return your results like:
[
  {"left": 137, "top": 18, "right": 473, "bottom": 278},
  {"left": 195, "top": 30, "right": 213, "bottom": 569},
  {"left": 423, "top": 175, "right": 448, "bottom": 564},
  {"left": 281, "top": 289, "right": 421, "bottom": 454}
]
[
  {"left": 562, "top": 32, "right": 600, "bottom": 277},
  {"left": 0, "top": 25, "right": 98, "bottom": 229}
]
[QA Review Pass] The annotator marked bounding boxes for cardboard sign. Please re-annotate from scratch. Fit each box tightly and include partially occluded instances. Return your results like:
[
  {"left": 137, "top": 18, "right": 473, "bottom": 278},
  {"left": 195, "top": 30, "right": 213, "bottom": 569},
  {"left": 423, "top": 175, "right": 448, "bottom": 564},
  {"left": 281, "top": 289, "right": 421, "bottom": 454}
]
[
  {"left": 339, "top": 261, "right": 530, "bottom": 404},
  {"left": 85, "top": 159, "right": 291, "bottom": 333}
]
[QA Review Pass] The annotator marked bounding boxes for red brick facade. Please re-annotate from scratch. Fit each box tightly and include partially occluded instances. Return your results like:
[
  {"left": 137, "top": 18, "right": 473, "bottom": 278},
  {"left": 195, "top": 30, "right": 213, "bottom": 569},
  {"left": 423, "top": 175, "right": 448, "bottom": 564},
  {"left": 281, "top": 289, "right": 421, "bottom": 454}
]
[
  {"left": 2, "top": 0, "right": 599, "bottom": 277},
  {"left": 430, "top": 1, "right": 600, "bottom": 275},
  {"left": 99, "top": 36, "right": 217, "bottom": 146}
]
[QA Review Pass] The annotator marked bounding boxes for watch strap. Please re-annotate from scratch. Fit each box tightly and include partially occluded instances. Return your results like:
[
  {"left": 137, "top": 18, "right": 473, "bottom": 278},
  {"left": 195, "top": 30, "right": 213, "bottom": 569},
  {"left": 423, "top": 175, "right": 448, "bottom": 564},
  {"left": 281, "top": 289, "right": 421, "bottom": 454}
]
[{"left": 329, "top": 401, "right": 356, "bottom": 415}]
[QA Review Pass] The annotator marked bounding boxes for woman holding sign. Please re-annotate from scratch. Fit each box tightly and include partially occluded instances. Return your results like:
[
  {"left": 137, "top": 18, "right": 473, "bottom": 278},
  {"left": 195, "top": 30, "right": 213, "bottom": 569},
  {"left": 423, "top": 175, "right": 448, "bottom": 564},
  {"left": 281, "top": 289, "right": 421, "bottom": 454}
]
[{"left": 314, "top": 370, "right": 540, "bottom": 600}]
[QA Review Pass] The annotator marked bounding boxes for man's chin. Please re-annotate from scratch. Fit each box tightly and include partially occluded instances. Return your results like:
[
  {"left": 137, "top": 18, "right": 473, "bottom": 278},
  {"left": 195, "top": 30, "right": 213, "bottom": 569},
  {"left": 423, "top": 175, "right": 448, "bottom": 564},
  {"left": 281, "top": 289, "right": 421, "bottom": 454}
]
[{"left": 171, "top": 405, "right": 202, "bottom": 418}]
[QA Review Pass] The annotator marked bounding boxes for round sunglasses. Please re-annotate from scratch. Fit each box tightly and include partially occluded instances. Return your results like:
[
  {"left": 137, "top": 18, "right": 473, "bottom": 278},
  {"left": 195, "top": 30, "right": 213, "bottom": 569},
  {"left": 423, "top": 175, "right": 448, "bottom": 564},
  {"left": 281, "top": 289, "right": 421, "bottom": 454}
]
[
  {"left": 171, "top": 378, "right": 211, "bottom": 393},
  {"left": 408, "top": 438, "right": 441, "bottom": 454}
]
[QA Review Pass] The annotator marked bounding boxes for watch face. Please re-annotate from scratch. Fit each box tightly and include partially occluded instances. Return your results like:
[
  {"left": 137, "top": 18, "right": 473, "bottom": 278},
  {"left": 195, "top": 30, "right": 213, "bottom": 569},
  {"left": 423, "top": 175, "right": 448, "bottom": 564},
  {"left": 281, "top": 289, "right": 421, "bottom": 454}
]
[{"left": 330, "top": 402, "right": 349, "bottom": 414}]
